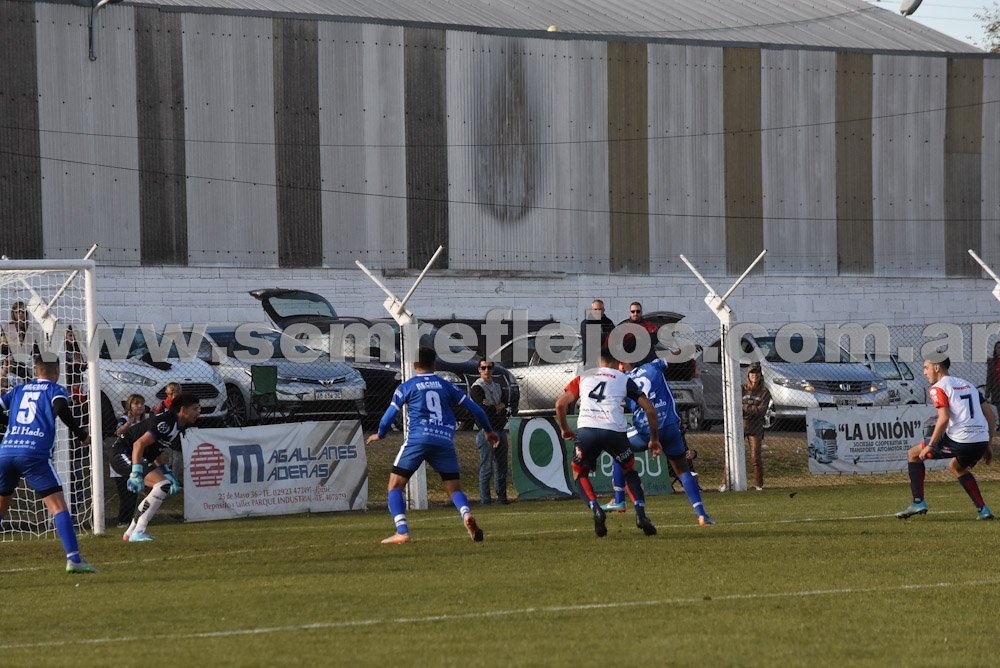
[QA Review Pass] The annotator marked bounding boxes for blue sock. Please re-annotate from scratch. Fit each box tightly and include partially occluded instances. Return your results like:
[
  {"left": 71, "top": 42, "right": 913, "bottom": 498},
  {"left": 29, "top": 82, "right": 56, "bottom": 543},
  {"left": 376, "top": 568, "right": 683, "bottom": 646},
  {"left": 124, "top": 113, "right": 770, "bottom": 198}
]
[
  {"left": 54, "top": 510, "right": 81, "bottom": 563},
  {"left": 611, "top": 462, "right": 627, "bottom": 504},
  {"left": 451, "top": 490, "right": 471, "bottom": 519},
  {"left": 387, "top": 489, "right": 409, "bottom": 535},
  {"left": 679, "top": 471, "right": 706, "bottom": 516}
]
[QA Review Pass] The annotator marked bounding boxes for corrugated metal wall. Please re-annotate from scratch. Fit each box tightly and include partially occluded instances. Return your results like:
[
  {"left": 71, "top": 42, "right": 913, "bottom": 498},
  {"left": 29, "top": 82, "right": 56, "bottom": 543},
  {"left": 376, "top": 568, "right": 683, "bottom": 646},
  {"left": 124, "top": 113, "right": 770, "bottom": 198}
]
[
  {"left": 871, "top": 54, "right": 947, "bottom": 277},
  {"left": 984, "top": 60, "right": 1000, "bottom": 272},
  {"left": 446, "top": 32, "right": 609, "bottom": 273},
  {"left": 761, "top": 49, "right": 838, "bottom": 276},
  {"left": 36, "top": 3, "right": 141, "bottom": 265},
  {"left": 647, "top": 44, "right": 726, "bottom": 275},
  {"left": 318, "top": 22, "right": 407, "bottom": 270},
  {"left": 9, "top": 3, "right": 997, "bottom": 277},
  {"left": 182, "top": 13, "right": 279, "bottom": 267},
  {"left": 0, "top": 1, "right": 43, "bottom": 259}
]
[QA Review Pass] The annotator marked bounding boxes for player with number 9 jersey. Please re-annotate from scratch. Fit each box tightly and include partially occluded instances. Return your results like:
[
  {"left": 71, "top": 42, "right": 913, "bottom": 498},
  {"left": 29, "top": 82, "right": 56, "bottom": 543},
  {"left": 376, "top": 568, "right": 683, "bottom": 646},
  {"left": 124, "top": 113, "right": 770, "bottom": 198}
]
[{"left": 366, "top": 347, "right": 498, "bottom": 545}]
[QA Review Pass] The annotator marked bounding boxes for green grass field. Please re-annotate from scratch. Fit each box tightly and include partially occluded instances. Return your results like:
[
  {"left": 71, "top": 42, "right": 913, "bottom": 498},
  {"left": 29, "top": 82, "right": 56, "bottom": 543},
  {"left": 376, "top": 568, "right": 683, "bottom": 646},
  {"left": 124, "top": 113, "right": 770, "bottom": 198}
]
[{"left": 2, "top": 431, "right": 998, "bottom": 666}]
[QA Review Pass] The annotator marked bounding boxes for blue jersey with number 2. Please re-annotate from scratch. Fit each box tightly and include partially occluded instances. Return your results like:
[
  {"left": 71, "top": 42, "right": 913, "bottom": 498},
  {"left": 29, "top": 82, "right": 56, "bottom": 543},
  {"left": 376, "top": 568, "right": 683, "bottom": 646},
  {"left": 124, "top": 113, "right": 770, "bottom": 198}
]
[
  {"left": 378, "top": 373, "right": 492, "bottom": 445},
  {"left": 0, "top": 380, "right": 70, "bottom": 458}
]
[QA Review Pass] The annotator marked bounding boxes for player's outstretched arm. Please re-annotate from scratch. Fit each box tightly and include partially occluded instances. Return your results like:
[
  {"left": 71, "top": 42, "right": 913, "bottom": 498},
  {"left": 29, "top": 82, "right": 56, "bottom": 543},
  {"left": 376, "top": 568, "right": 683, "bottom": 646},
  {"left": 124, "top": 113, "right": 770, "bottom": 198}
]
[{"left": 637, "top": 395, "right": 661, "bottom": 457}]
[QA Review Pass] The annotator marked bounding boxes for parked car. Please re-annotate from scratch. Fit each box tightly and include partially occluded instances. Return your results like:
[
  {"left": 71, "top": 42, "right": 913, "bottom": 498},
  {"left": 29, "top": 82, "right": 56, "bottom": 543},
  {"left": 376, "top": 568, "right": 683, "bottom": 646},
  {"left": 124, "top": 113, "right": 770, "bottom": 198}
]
[
  {"left": 700, "top": 333, "right": 890, "bottom": 429},
  {"left": 488, "top": 329, "right": 705, "bottom": 429},
  {"left": 249, "top": 289, "right": 520, "bottom": 428},
  {"left": 98, "top": 326, "right": 229, "bottom": 436},
  {"left": 863, "top": 354, "right": 929, "bottom": 405},
  {"left": 185, "top": 326, "right": 366, "bottom": 426}
]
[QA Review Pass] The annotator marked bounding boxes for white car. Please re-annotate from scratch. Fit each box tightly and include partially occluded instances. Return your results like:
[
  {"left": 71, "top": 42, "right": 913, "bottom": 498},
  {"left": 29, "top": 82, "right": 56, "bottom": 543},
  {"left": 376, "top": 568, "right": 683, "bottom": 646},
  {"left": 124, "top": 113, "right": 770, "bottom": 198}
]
[
  {"left": 191, "top": 326, "right": 366, "bottom": 427},
  {"left": 864, "top": 354, "right": 929, "bottom": 405},
  {"left": 98, "top": 327, "right": 228, "bottom": 436}
]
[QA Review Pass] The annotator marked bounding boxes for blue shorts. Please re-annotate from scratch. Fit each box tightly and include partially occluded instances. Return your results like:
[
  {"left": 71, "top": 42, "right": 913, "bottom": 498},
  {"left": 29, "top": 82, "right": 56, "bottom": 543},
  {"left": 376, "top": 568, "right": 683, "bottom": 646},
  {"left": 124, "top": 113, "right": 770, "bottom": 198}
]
[
  {"left": 0, "top": 455, "right": 63, "bottom": 498},
  {"left": 392, "top": 439, "right": 461, "bottom": 479},
  {"left": 928, "top": 436, "right": 989, "bottom": 469},
  {"left": 628, "top": 421, "right": 686, "bottom": 458}
]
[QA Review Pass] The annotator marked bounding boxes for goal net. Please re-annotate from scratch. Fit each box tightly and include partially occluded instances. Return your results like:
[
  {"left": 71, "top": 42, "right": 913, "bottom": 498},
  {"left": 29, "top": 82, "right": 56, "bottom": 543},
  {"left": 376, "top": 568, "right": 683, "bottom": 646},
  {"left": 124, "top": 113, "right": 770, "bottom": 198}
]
[{"left": 0, "top": 259, "right": 104, "bottom": 540}]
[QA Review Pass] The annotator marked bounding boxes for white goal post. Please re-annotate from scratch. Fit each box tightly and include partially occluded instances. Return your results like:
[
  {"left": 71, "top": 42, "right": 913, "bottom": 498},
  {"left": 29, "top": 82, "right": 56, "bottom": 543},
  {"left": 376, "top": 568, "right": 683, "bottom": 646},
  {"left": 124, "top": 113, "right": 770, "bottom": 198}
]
[{"left": 0, "top": 258, "right": 105, "bottom": 539}]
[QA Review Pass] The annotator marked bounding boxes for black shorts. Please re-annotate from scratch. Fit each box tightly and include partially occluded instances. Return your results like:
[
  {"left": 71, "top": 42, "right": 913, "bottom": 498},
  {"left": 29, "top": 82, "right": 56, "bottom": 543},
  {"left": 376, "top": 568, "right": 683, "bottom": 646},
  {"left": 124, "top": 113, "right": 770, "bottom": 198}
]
[
  {"left": 928, "top": 436, "right": 989, "bottom": 469},
  {"left": 109, "top": 439, "right": 156, "bottom": 477},
  {"left": 573, "top": 427, "right": 634, "bottom": 473}
]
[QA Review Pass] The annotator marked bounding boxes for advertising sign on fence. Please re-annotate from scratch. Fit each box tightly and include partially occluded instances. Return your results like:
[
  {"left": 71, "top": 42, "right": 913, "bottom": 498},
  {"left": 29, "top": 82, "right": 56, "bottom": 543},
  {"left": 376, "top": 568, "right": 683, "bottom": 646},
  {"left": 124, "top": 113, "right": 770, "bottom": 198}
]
[
  {"left": 510, "top": 416, "right": 675, "bottom": 499},
  {"left": 805, "top": 405, "right": 949, "bottom": 475},
  {"left": 182, "top": 420, "right": 368, "bottom": 522}
]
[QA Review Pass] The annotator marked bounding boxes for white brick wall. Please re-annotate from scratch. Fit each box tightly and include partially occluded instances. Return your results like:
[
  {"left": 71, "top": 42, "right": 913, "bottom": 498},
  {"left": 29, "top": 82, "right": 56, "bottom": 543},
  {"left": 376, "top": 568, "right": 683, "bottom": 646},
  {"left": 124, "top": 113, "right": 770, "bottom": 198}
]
[{"left": 96, "top": 265, "right": 999, "bottom": 333}]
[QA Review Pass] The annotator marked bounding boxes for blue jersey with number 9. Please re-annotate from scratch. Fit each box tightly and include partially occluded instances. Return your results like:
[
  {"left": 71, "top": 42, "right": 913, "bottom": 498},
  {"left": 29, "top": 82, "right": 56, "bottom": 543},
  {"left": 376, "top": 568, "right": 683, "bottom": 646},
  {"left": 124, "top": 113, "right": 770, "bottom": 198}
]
[
  {"left": 0, "top": 380, "right": 70, "bottom": 458},
  {"left": 388, "top": 373, "right": 472, "bottom": 446}
]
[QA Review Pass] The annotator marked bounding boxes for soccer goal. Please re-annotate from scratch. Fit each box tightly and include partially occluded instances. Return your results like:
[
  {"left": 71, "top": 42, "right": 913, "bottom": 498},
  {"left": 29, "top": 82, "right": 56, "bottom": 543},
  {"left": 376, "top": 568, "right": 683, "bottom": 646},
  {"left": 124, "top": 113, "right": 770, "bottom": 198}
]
[{"left": 0, "top": 258, "right": 105, "bottom": 540}]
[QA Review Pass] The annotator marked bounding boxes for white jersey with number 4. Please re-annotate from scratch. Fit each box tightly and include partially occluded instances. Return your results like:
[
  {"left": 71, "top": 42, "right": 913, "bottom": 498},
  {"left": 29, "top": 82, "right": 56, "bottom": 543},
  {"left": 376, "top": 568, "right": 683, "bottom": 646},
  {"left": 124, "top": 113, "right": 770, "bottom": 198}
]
[
  {"left": 565, "top": 368, "right": 642, "bottom": 432},
  {"left": 928, "top": 375, "right": 989, "bottom": 443}
]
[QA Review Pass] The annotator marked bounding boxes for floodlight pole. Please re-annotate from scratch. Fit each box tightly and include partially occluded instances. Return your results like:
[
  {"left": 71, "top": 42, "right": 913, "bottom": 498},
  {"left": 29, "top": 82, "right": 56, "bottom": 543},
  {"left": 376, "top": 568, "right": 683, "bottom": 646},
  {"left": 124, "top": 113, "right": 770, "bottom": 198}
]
[
  {"left": 968, "top": 249, "right": 1000, "bottom": 304},
  {"left": 680, "top": 250, "right": 767, "bottom": 493},
  {"left": 356, "top": 245, "right": 446, "bottom": 510}
]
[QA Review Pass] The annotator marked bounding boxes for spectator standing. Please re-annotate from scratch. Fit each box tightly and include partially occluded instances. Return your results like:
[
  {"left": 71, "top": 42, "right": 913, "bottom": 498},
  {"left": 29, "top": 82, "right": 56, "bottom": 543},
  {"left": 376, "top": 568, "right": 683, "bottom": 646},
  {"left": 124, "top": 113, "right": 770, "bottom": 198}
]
[
  {"left": 470, "top": 358, "right": 509, "bottom": 504},
  {"left": 618, "top": 301, "right": 658, "bottom": 364},
  {"left": 110, "top": 393, "right": 146, "bottom": 526},
  {"left": 580, "top": 299, "right": 615, "bottom": 368},
  {"left": 720, "top": 363, "right": 770, "bottom": 492},
  {"left": 153, "top": 382, "right": 181, "bottom": 414}
]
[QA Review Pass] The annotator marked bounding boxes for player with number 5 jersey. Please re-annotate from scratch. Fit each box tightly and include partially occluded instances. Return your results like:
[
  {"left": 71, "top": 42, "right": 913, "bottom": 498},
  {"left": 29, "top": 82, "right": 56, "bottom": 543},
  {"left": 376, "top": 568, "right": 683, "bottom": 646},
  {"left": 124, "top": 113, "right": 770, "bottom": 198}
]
[
  {"left": 0, "top": 357, "right": 97, "bottom": 573},
  {"left": 366, "top": 347, "right": 499, "bottom": 545},
  {"left": 896, "top": 356, "right": 996, "bottom": 520}
]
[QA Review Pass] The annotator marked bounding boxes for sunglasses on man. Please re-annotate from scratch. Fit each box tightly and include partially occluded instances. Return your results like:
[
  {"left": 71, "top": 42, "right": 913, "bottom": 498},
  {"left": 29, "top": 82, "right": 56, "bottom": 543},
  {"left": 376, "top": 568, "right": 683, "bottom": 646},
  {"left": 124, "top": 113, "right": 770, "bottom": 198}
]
[{"left": 479, "top": 364, "right": 494, "bottom": 370}]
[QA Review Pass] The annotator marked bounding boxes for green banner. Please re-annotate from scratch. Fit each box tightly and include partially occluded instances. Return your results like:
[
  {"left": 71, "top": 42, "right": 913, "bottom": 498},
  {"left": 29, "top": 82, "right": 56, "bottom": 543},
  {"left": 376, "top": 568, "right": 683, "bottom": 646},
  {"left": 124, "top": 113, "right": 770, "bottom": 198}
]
[{"left": 510, "top": 416, "right": 674, "bottom": 500}]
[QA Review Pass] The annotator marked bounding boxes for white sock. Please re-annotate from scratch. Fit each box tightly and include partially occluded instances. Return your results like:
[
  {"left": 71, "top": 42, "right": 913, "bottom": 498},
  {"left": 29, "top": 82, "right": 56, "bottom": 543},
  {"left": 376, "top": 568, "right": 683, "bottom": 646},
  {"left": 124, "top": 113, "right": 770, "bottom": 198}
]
[{"left": 133, "top": 482, "right": 170, "bottom": 534}]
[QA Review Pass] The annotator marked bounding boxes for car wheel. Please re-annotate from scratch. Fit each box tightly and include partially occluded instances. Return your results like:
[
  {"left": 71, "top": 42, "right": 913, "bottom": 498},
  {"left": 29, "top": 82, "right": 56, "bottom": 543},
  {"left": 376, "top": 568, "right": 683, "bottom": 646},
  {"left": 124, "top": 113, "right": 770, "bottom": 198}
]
[
  {"left": 684, "top": 405, "right": 703, "bottom": 432},
  {"left": 225, "top": 386, "right": 249, "bottom": 427}
]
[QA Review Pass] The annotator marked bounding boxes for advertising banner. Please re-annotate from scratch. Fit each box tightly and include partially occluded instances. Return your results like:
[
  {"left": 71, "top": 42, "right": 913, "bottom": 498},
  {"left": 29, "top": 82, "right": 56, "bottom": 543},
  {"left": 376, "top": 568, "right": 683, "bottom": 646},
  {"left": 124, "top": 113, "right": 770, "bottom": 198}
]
[
  {"left": 182, "top": 420, "right": 368, "bottom": 522},
  {"left": 510, "top": 416, "right": 674, "bottom": 500},
  {"left": 805, "top": 405, "right": 949, "bottom": 474}
]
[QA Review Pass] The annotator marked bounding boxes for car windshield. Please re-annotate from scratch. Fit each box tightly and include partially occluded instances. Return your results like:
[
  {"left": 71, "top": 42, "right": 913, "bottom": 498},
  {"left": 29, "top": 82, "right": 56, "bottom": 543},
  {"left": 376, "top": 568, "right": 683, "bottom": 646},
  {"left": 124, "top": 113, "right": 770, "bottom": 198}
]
[
  {"left": 751, "top": 336, "right": 852, "bottom": 364},
  {"left": 207, "top": 329, "right": 319, "bottom": 360},
  {"left": 99, "top": 327, "right": 150, "bottom": 359},
  {"left": 869, "top": 359, "right": 901, "bottom": 380}
]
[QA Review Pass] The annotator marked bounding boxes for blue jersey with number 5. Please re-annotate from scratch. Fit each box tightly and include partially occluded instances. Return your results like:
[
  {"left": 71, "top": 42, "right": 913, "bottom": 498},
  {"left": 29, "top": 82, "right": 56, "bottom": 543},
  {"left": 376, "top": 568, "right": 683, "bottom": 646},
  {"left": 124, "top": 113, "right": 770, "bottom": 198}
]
[
  {"left": 379, "top": 373, "right": 492, "bottom": 445},
  {"left": 0, "top": 380, "right": 70, "bottom": 458}
]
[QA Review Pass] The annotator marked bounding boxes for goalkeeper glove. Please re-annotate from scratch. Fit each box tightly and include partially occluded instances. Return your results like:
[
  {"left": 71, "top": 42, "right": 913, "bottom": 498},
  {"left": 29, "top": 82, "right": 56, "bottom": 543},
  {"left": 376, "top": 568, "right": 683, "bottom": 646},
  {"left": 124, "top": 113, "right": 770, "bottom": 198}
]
[
  {"left": 126, "top": 464, "right": 145, "bottom": 493},
  {"left": 157, "top": 465, "right": 181, "bottom": 495}
]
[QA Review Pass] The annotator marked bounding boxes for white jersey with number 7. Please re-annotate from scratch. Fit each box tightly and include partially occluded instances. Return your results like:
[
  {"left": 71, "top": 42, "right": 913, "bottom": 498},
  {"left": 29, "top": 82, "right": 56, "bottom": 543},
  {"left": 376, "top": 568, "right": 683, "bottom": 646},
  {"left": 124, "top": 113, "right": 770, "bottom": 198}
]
[{"left": 929, "top": 376, "right": 989, "bottom": 443}]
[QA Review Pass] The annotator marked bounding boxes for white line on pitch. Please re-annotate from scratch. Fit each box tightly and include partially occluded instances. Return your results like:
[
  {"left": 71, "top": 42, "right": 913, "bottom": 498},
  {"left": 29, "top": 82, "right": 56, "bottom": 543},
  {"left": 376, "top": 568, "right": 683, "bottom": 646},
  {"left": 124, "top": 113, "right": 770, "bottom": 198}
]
[{"left": 2, "top": 577, "right": 998, "bottom": 650}]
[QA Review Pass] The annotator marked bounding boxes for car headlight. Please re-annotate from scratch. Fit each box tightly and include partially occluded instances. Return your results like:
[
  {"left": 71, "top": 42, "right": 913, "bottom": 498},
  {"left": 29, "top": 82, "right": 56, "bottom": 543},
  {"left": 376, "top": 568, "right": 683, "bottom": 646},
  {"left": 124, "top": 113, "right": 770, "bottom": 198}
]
[
  {"left": 772, "top": 377, "right": 815, "bottom": 392},
  {"left": 871, "top": 380, "right": 887, "bottom": 392},
  {"left": 107, "top": 370, "right": 157, "bottom": 387},
  {"left": 437, "top": 371, "right": 462, "bottom": 384}
]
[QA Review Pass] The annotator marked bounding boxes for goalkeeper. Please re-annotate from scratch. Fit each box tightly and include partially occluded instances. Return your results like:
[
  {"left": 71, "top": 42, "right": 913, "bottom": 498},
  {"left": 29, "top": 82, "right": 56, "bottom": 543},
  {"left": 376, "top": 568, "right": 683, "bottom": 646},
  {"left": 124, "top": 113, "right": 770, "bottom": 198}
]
[{"left": 109, "top": 392, "right": 201, "bottom": 542}]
